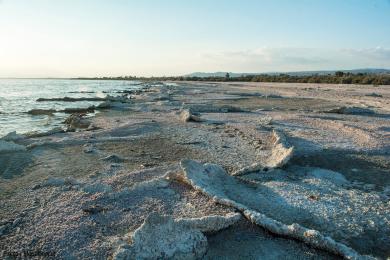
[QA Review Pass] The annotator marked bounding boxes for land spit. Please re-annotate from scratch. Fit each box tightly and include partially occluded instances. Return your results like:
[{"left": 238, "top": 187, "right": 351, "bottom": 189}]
[{"left": 1, "top": 81, "right": 389, "bottom": 259}]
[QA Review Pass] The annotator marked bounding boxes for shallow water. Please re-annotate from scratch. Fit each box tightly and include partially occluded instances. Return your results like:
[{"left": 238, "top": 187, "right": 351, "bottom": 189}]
[{"left": 0, "top": 79, "right": 141, "bottom": 137}]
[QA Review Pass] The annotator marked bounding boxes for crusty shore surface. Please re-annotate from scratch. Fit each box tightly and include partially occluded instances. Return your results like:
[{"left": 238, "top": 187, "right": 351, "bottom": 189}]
[{"left": 1, "top": 81, "right": 389, "bottom": 259}]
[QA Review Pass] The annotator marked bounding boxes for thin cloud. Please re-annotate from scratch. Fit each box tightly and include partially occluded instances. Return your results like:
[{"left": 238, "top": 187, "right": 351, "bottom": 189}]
[
  {"left": 342, "top": 47, "right": 390, "bottom": 60},
  {"left": 202, "top": 47, "right": 390, "bottom": 72}
]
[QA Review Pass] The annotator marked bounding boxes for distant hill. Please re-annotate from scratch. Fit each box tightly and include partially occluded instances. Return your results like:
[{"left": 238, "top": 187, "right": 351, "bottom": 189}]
[{"left": 185, "top": 68, "right": 390, "bottom": 78}]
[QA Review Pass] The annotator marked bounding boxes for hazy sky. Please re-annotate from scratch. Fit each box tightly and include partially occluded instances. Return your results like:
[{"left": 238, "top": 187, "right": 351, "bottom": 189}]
[{"left": 0, "top": 0, "right": 389, "bottom": 77}]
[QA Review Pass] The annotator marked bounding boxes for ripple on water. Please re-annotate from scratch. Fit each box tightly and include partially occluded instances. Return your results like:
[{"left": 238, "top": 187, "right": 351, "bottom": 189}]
[{"left": 0, "top": 79, "right": 141, "bottom": 137}]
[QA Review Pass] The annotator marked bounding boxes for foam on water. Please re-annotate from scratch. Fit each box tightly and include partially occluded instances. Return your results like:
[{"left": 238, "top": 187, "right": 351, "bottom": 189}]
[{"left": 0, "top": 79, "right": 140, "bottom": 136}]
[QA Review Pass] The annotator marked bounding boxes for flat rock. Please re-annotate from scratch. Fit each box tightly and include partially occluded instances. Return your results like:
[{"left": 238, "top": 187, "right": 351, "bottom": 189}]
[
  {"left": 1, "top": 131, "right": 25, "bottom": 142},
  {"left": 324, "top": 106, "right": 375, "bottom": 115},
  {"left": 27, "top": 109, "right": 56, "bottom": 115},
  {"left": 0, "top": 140, "right": 26, "bottom": 153},
  {"left": 365, "top": 93, "right": 382, "bottom": 97},
  {"left": 113, "top": 212, "right": 241, "bottom": 260},
  {"left": 114, "top": 213, "right": 208, "bottom": 260},
  {"left": 62, "top": 106, "right": 95, "bottom": 114}
]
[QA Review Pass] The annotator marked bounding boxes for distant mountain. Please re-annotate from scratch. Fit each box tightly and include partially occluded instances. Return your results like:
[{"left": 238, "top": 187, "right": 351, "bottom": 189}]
[{"left": 185, "top": 68, "right": 390, "bottom": 78}]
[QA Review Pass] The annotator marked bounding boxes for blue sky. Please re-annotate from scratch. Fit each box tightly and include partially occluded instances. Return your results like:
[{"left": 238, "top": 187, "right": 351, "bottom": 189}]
[{"left": 0, "top": 0, "right": 389, "bottom": 77}]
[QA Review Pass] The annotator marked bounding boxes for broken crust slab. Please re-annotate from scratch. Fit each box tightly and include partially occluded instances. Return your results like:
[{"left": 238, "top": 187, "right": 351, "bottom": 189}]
[
  {"left": 178, "top": 160, "right": 374, "bottom": 260},
  {"left": 113, "top": 213, "right": 241, "bottom": 260},
  {"left": 232, "top": 130, "right": 294, "bottom": 176}
]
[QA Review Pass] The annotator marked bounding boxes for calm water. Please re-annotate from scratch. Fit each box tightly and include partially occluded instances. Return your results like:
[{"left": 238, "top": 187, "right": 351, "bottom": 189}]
[{"left": 0, "top": 79, "right": 141, "bottom": 137}]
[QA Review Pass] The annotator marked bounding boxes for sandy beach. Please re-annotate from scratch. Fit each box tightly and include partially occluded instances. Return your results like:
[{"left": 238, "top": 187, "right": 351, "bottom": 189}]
[{"left": 1, "top": 81, "right": 389, "bottom": 259}]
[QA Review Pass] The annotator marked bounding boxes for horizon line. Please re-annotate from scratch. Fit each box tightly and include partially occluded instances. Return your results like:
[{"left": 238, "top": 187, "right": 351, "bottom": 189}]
[{"left": 1, "top": 67, "right": 389, "bottom": 80}]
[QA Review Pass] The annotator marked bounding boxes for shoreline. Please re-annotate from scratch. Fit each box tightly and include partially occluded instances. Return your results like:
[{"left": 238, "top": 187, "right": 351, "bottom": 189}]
[
  {"left": 1, "top": 81, "right": 389, "bottom": 259},
  {"left": 0, "top": 80, "right": 149, "bottom": 137}
]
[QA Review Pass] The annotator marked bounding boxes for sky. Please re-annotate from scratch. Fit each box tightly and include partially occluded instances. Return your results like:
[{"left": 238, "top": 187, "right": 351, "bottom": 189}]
[{"left": 0, "top": 0, "right": 389, "bottom": 77}]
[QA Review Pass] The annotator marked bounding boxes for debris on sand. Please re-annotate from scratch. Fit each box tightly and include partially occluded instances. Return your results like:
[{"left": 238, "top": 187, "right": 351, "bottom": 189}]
[
  {"left": 179, "top": 109, "right": 203, "bottom": 122},
  {"left": 233, "top": 130, "right": 294, "bottom": 176},
  {"left": 324, "top": 106, "right": 375, "bottom": 115},
  {"left": 113, "top": 212, "right": 241, "bottom": 260}
]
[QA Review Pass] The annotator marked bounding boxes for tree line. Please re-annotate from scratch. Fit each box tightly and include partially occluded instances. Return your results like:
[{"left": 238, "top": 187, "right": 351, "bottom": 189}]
[{"left": 75, "top": 71, "right": 390, "bottom": 85}]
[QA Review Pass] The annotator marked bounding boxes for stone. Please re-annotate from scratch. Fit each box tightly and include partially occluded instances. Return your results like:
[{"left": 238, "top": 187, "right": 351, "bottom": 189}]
[
  {"left": 64, "top": 113, "right": 92, "bottom": 130},
  {"left": 0, "top": 140, "right": 26, "bottom": 153},
  {"left": 27, "top": 109, "right": 56, "bottom": 115},
  {"left": 179, "top": 109, "right": 203, "bottom": 123}
]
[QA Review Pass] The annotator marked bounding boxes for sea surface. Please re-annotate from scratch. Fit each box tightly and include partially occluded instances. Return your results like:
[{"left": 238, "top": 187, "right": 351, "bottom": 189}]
[{"left": 0, "top": 79, "right": 141, "bottom": 137}]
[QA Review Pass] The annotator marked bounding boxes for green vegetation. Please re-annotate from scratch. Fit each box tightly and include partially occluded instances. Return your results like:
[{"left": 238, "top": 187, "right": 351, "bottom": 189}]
[{"left": 75, "top": 71, "right": 390, "bottom": 85}]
